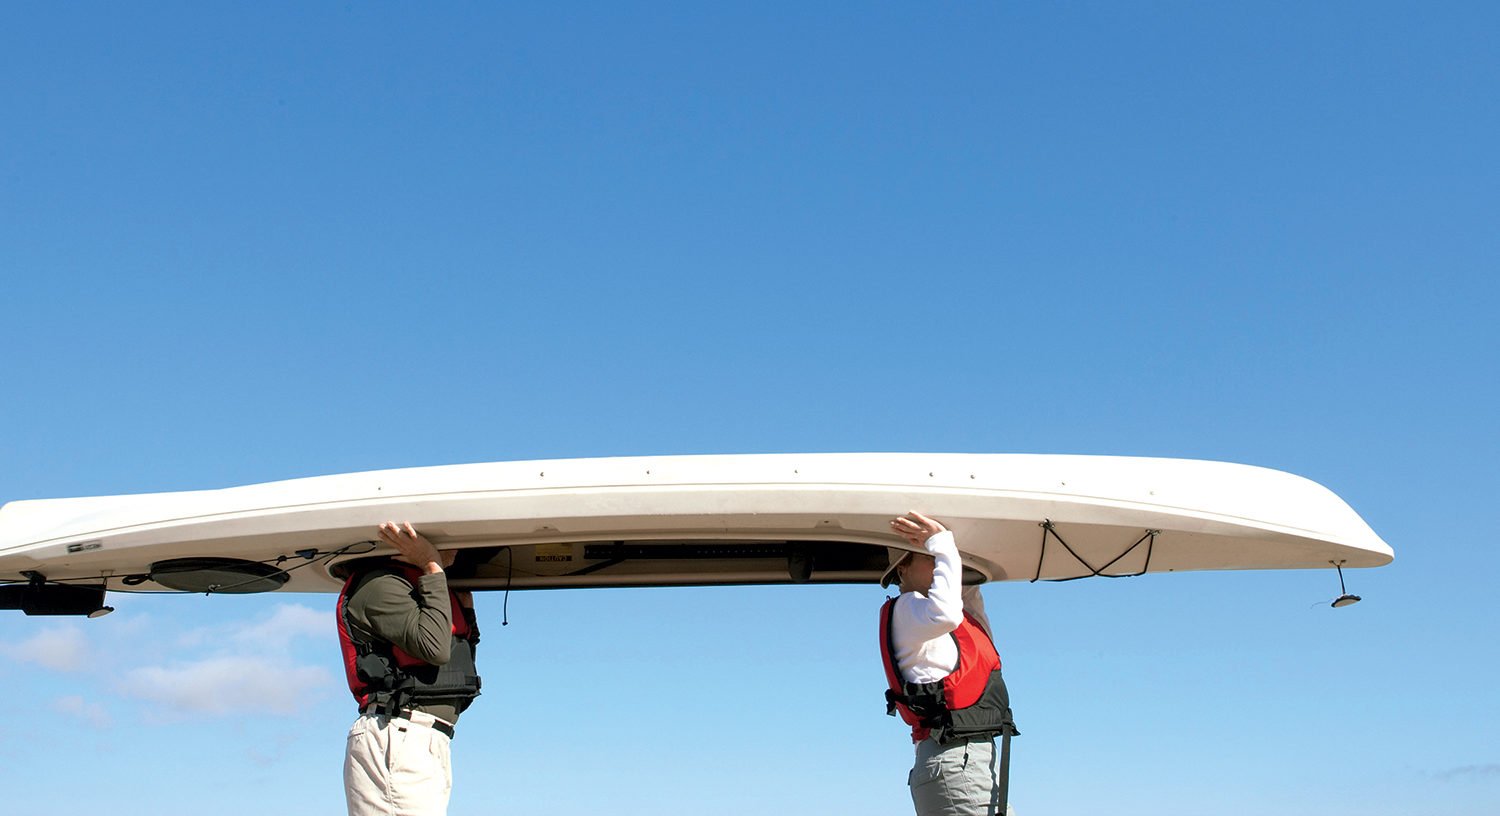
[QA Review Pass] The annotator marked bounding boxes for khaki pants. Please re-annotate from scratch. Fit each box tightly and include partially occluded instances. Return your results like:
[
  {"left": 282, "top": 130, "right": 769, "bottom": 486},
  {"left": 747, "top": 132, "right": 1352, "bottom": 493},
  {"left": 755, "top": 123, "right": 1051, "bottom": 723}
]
[
  {"left": 344, "top": 712, "right": 453, "bottom": 816},
  {"left": 909, "top": 736, "right": 1006, "bottom": 816}
]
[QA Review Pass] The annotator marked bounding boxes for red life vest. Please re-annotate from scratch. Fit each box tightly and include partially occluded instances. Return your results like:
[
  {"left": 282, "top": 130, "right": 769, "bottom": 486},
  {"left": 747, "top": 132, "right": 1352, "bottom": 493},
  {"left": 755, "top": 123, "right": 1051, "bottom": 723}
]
[
  {"left": 338, "top": 564, "right": 481, "bottom": 710},
  {"left": 879, "top": 596, "right": 1016, "bottom": 744}
]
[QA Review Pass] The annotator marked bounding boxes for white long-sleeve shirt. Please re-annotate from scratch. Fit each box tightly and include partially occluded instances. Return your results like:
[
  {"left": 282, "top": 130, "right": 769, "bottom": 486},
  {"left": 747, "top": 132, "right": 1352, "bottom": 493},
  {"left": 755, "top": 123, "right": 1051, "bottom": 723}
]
[{"left": 888, "top": 530, "right": 992, "bottom": 684}]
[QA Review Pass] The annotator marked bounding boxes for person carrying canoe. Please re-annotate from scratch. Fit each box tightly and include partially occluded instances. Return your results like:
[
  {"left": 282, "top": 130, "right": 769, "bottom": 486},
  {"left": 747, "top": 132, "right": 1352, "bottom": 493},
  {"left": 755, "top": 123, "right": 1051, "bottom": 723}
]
[
  {"left": 879, "top": 511, "right": 1018, "bottom": 816},
  {"left": 338, "top": 522, "right": 481, "bottom": 816}
]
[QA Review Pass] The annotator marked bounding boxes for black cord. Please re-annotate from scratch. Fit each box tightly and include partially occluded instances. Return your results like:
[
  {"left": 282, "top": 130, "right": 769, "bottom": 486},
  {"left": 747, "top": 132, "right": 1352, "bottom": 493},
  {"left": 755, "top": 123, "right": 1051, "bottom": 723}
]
[
  {"left": 1030, "top": 520, "right": 1158, "bottom": 583},
  {"left": 501, "top": 546, "right": 512, "bottom": 626},
  {"left": 190, "top": 540, "right": 378, "bottom": 594}
]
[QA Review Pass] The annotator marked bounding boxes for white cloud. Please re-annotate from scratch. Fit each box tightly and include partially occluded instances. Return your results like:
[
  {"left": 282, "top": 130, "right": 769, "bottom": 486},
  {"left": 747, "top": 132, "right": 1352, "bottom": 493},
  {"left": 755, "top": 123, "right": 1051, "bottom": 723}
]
[
  {"left": 3, "top": 625, "right": 89, "bottom": 672},
  {"left": 231, "top": 603, "right": 332, "bottom": 646},
  {"left": 8, "top": 602, "right": 339, "bottom": 719},
  {"left": 119, "top": 655, "right": 334, "bottom": 716},
  {"left": 172, "top": 602, "right": 332, "bottom": 651},
  {"left": 54, "top": 695, "right": 112, "bottom": 729}
]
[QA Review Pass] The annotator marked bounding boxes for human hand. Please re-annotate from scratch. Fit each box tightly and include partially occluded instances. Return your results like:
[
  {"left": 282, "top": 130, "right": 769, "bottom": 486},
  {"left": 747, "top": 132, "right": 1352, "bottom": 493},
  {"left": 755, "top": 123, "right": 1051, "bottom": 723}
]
[
  {"left": 890, "top": 511, "right": 948, "bottom": 549},
  {"left": 379, "top": 521, "right": 444, "bottom": 574}
]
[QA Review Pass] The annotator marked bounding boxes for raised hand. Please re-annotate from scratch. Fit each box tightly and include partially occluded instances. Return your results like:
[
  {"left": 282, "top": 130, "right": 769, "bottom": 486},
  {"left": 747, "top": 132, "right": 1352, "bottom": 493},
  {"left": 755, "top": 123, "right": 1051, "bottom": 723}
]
[
  {"left": 890, "top": 511, "right": 948, "bottom": 548},
  {"left": 378, "top": 521, "right": 444, "bottom": 574}
]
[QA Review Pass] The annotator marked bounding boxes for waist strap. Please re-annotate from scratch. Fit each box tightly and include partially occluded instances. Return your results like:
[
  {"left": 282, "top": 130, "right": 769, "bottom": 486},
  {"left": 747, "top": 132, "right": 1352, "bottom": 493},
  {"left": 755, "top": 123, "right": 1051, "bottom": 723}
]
[{"left": 363, "top": 705, "right": 456, "bottom": 739}]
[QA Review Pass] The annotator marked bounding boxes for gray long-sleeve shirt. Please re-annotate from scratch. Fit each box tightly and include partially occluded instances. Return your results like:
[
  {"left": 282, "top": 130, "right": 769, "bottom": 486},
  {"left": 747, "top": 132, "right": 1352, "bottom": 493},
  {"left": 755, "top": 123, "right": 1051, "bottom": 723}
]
[{"left": 344, "top": 567, "right": 472, "bottom": 723}]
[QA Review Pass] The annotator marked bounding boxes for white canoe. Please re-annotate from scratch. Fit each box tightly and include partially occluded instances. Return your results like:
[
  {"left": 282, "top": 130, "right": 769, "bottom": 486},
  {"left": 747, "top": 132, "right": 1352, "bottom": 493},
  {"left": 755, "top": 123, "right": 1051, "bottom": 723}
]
[{"left": 0, "top": 453, "right": 1393, "bottom": 599}]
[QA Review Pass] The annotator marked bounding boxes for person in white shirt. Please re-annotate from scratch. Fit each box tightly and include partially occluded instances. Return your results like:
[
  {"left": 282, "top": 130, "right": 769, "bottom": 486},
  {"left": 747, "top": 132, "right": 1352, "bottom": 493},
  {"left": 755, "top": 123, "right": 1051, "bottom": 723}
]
[{"left": 881, "top": 511, "right": 1014, "bottom": 816}]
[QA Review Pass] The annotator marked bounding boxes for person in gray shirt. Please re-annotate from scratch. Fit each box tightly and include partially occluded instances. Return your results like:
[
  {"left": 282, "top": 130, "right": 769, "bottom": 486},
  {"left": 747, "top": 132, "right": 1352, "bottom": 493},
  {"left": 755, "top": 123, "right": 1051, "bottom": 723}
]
[{"left": 338, "top": 522, "right": 481, "bottom": 816}]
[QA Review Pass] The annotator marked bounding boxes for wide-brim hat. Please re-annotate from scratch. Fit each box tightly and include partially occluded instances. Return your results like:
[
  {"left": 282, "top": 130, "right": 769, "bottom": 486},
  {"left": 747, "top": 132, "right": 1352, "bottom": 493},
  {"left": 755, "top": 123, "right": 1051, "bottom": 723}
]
[{"left": 879, "top": 547, "right": 915, "bottom": 589}]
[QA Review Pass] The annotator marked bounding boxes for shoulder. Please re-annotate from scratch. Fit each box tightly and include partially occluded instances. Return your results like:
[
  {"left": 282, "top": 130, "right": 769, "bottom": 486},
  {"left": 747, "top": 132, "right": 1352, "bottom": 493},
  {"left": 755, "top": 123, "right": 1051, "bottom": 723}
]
[
  {"left": 885, "top": 591, "right": 922, "bottom": 616},
  {"left": 346, "top": 566, "right": 418, "bottom": 605}
]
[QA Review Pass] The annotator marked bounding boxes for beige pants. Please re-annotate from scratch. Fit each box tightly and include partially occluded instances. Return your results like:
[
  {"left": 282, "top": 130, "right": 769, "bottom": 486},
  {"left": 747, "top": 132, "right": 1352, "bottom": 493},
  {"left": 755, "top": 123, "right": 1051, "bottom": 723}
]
[
  {"left": 909, "top": 736, "right": 1003, "bottom": 816},
  {"left": 344, "top": 712, "right": 453, "bottom": 816}
]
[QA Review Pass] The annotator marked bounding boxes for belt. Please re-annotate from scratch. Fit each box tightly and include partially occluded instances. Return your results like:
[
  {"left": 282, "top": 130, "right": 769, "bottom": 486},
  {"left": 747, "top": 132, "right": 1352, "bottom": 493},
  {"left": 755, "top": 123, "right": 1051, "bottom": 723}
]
[{"left": 364, "top": 705, "right": 455, "bottom": 739}]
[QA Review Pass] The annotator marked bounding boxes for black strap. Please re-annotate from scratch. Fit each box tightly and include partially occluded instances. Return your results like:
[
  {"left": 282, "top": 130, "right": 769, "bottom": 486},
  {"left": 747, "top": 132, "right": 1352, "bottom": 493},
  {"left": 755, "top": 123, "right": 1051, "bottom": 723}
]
[
  {"left": 363, "top": 705, "right": 456, "bottom": 739},
  {"left": 883, "top": 598, "right": 904, "bottom": 715},
  {"left": 997, "top": 726, "right": 1012, "bottom": 814}
]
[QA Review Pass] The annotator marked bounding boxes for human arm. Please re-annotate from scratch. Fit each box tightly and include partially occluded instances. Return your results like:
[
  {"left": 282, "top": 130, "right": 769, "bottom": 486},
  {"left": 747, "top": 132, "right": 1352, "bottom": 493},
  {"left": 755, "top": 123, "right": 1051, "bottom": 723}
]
[
  {"left": 889, "top": 512, "right": 966, "bottom": 642},
  {"left": 962, "top": 585, "right": 993, "bottom": 639},
  {"left": 347, "top": 523, "right": 455, "bottom": 664},
  {"left": 347, "top": 570, "right": 455, "bottom": 664}
]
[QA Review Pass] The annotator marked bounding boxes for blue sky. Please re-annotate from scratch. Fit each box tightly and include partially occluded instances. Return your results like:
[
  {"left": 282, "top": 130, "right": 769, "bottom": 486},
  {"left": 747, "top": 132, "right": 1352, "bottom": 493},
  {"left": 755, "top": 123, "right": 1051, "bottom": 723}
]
[{"left": 1, "top": 2, "right": 1495, "bottom": 814}]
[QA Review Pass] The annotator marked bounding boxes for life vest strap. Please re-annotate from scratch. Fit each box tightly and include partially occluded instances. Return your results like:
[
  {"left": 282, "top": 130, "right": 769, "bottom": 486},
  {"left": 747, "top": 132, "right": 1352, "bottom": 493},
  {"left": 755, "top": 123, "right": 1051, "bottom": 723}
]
[{"left": 886, "top": 681, "right": 950, "bottom": 727}]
